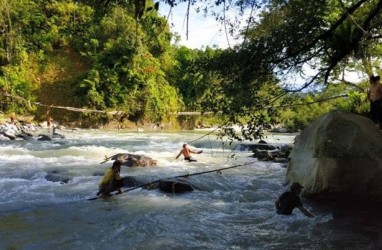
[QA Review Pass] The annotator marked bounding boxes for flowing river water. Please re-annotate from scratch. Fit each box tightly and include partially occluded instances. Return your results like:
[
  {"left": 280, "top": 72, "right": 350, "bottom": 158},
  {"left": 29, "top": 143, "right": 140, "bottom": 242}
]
[{"left": 0, "top": 129, "right": 381, "bottom": 249}]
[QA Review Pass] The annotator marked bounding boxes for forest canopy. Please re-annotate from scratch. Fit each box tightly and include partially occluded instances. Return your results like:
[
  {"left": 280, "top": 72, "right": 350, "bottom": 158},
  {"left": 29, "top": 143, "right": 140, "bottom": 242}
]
[{"left": 1, "top": 0, "right": 381, "bottom": 138}]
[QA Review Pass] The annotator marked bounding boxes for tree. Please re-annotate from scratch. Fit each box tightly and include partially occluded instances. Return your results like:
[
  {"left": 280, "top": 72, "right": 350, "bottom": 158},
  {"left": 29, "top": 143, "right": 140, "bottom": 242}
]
[
  {"left": 167, "top": 0, "right": 382, "bottom": 139},
  {"left": 0, "top": 0, "right": 182, "bottom": 125}
]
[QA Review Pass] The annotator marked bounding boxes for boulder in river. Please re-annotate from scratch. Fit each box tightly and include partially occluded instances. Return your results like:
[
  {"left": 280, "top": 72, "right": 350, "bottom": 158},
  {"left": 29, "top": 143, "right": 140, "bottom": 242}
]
[
  {"left": 110, "top": 153, "right": 158, "bottom": 167},
  {"left": 287, "top": 110, "right": 382, "bottom": 199},
  {"left": 235, "top": 141, "right": 292, "bottom": 163}
]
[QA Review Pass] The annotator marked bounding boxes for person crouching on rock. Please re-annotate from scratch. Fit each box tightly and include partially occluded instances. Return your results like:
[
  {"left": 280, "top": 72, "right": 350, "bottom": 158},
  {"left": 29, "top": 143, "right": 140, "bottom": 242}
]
[
  {"left": 175, "top": 143, "right": 203, "bottom": 162},
  {"left": 97, "top": 160, "right": 123, "bottom": 198},
  {"left": 275, "top": 182, "right": 314, "bottom": 217}
]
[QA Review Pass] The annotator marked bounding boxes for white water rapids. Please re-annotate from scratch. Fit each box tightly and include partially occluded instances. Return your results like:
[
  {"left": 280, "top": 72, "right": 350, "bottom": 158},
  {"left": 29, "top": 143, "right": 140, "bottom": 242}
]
[{"left": 0, "top": 129, "right": 380, "bottom": 249}]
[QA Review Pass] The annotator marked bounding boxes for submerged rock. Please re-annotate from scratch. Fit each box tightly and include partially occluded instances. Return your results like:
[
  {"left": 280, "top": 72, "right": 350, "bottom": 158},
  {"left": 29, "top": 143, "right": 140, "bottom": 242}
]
[
  {"left": 122, "top": 176, "right": 146, "bottom": 187},
  {"left": 121, "top": 176, "right": 194, "bottom": 193},
  {"left": 2, "top": 130, "right": 16, "bottom": 140},
  {"left": 287, "top": 110, "right": 382, "bottom": 199},
  {"left": 158, "top": 178, "right": 194, "bottom": 193},
  {"left": 234, "top": 142, "right": 278, "bottom": 151},
  {"left": 52, "top": 128, "right": 65, "bottom": 139},
  {"left": 45, "top": 173, "right": 71, "bottom": 184},
  {"left": 37, "top": 134, "right": 52, "bottom": 141}
]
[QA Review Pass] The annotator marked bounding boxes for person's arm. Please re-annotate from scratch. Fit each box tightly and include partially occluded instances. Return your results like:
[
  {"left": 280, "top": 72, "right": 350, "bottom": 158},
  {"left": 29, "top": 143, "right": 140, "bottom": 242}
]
[
  {"left": 189, "top": 148, "right": 203, "bottom": 154},
  {"left": 175, "top": 150, "right": 182, "bottom": 159},
  {"left": 114, "top": 170, "right": 122, "bottom": 180},
  {"left": 297, "top": 206, "right": 314, "bottom": 217}
]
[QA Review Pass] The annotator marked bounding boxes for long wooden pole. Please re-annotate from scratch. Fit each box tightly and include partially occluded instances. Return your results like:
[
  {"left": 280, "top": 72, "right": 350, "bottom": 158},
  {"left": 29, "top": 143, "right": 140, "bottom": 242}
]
[{"left": 87, "top": 160, "right": 257, "bottom": 201}]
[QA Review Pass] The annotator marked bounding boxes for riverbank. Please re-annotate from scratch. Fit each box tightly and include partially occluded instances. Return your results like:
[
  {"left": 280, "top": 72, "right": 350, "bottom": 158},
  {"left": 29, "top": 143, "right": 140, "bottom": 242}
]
[
  {"left": 0, "top": 112, "right": 297, "bottom": 143},
  {"left": 0, "top": 112, "right": 222, "bottom": 132}
]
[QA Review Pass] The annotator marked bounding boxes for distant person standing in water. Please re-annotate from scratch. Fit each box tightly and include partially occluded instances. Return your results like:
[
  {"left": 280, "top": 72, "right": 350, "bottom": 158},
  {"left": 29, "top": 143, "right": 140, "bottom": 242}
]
[
  {"left": 367, "top": 75, "right": 382, "bottom": 129},
  {"left": 9, "top": 113, "right": 16, "bottom": 124},
  {"left": 46, "top": 109, "right": 53, "bottom": 131},
  {"left": 175, "top": 143, "right": 203, "bottom": 162},
  {"left": 47, "top": 116, "right": 53, "bottom": 128},
  {"left": 275, "top": 182, "right": 314, "bottom": 217}
]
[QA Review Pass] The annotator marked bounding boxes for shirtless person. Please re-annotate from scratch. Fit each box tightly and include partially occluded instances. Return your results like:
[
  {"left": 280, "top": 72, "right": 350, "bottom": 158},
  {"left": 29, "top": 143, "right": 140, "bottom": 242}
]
[
  {"left": 175, "top": 144, "right": 203, "bottom": 162},
  {"left": 367, "top": 75, "right": 382, "bottom": 128}
]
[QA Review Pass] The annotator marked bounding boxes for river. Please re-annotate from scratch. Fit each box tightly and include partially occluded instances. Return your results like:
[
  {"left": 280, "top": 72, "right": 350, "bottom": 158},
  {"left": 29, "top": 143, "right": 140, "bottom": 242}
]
[{"left": 0, "top": 129, "right": 381, "bottom": 249}]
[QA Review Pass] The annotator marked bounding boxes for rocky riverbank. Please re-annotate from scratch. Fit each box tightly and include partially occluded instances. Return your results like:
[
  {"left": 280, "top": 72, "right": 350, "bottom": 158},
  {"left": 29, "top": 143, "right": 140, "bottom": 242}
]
[{"left": 0, "top": 113, "right": 67, "bottom": 141}]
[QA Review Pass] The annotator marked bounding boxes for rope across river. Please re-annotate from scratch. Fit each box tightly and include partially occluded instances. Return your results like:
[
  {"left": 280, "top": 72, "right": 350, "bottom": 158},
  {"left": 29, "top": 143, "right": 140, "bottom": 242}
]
[
  {"left": 0, "top": 159, "right": 257, "bottom": 214},
  {"left": 186, "top": 127, "right": 220, "bottom": 145},
  {"left": 87, "top": 160, "right": 257, "bottom": 201},
  {"left": 99, "top": 127, "right": 220, "bottom": 165}
]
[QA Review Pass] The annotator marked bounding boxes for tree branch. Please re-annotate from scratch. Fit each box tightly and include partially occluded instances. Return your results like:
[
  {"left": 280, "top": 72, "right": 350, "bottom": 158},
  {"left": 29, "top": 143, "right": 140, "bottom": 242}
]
[
  {"left": 274, "top": 94, "right": 348, "bottom": 109},
  {"left": 274, "top": 0, "right": 369, "bottom": 64},
  {"left": 223, "top": 0, "right": 231, "bottom": 49}
]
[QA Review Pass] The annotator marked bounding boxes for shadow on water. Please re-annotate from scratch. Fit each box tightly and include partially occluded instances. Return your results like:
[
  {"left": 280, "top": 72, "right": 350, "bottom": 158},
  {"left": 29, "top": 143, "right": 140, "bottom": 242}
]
[{"left": 306, "top": 196, "right": 382, "bottom": 249}]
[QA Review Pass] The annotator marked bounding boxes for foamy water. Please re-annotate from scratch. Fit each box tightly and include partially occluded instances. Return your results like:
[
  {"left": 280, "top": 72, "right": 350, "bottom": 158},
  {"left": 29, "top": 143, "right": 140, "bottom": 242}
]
[{"left": 0, "top": 129, "right": 380, "bottom": 249}]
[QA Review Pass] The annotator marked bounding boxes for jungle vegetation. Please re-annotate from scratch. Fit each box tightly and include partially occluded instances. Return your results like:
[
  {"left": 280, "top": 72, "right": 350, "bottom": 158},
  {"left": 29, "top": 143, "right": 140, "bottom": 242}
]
[{"left": 0, "top": 0, "right": 381, "bottom": 139}]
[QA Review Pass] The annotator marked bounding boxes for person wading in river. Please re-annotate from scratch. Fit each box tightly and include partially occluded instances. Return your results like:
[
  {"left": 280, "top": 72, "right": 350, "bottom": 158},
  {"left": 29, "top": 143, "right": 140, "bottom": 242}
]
[
  {"left": 175, "top": 143, "right": 203, "bottom": 162},
  {"left": 275, "top": 182, "right": 314, "bottom": 217},
  {"left": 97, "top": 160, "right": 124, "bottom": 198}
]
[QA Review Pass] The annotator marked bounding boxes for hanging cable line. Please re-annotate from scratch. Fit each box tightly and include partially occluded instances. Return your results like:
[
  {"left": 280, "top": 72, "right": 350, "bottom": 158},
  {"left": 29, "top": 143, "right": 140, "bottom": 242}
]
[{"left": 186, "top": 127, "right": 220, "bottom": 145}]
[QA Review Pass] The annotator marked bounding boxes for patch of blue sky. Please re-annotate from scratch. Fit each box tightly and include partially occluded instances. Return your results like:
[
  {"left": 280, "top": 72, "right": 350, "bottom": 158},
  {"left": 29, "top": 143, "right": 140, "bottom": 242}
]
[
  {"left": 158, "top": 1, "right": 249, "bottom": 49},
  {"left": 158, "top": 2, "right": 366, "bottom": 89}
]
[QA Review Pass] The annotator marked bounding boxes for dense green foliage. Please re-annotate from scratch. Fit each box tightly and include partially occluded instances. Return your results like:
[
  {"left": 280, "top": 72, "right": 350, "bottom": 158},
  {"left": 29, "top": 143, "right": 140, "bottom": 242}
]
[
  {"left": 183, "top": 0, "right": 382, "bottom": 139},
  {"left": 1, "top": 0, "right": 381, "bottom": 136},
  {"left": 0, "top": 0, "right": 181, "bottom": 126}
]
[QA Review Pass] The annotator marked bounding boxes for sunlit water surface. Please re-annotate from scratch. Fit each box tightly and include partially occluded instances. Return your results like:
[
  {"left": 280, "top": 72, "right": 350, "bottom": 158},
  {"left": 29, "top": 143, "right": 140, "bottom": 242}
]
[{"left": 0, "top": 129, "right": 381, "bottom": 249}]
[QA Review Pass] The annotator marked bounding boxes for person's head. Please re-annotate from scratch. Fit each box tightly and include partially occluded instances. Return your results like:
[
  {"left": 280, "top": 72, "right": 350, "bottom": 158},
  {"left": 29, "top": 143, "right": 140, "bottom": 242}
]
[
  {"left": 112, "top": 160, "right": 122, "bottom": 171},
  {"left": 290, "top": 182, "right": 303, "bottom": 194},
  {"left": 183, "top": 144, "right": 187, "bottom": 148},
  {"left": 370, "top": 75, "right": 380, "bottom": 84}
]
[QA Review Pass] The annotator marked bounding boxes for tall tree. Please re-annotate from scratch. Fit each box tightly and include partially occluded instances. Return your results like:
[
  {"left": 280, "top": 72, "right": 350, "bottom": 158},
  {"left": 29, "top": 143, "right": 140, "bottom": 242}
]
[{"left": 172, "top": 0, "right": 382, "bottom": 139}]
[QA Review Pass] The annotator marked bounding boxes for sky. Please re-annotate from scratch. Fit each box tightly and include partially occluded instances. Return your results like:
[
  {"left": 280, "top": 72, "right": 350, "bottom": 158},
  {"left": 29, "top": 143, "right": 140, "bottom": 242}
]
[
  {"left": 158, "top": 3, "right": 365, "bottom": 85},
  {"left": 158, "top": 2, "right": 245, "bottom": 49}
]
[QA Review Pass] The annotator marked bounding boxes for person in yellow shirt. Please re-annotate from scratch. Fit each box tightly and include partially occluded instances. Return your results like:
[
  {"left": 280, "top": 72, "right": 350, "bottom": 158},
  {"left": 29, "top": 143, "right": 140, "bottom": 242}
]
[{"left": 97, "top": 160, "right": 123, "bottom": 198}]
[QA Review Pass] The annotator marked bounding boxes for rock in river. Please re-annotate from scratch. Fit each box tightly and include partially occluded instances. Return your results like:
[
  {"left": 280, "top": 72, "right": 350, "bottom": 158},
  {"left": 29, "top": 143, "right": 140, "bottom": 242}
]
[{"left": 287, "top": 110, "right": 382, "bottom": 199}]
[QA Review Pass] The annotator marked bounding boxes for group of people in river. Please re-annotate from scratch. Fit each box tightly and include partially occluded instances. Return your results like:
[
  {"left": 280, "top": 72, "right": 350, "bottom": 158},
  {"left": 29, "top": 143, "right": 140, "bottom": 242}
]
[
  {"left": 270, "top": 74, "right": 382, "bottom": 217},
  {"left": 97, "top": 143, "right": 203, "bottom": 198},
  {"left": 97, "top": 144, "right": 314, "bottom": 217}
]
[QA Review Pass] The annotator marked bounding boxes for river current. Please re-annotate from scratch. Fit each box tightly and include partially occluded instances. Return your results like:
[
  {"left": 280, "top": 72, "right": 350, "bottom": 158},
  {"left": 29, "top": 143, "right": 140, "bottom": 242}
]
[{"left": 0, "top": 129, "right": 381, "bottom": 249}]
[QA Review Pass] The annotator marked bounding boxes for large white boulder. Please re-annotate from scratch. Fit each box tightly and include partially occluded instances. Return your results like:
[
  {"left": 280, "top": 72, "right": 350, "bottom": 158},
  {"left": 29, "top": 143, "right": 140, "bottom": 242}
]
[{"left": 287, "top": 110, "right": 382, "bottom": 199}]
